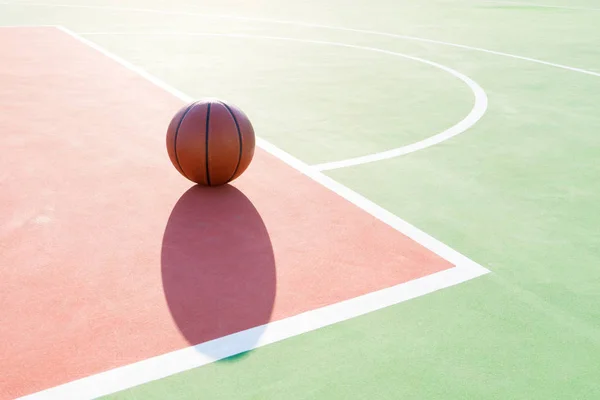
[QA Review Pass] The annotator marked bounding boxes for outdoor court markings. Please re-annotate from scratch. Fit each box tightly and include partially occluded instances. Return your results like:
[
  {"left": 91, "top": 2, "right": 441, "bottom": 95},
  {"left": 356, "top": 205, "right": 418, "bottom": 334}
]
[{"left": 0, "top": 26, "right": 488, "bottom": 400}]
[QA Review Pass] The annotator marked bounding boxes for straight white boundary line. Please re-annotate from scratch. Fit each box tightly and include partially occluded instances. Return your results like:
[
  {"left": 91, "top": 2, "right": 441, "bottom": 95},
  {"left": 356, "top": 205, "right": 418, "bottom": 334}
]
[
  {"left": 480, "top": 1, "right": 600, "bottom": 12},
  {"left": 21, "top": 267, "right": 486, "bottom": 400},
  {"left": 11, "top": 25, "right": 490, "bottom": 399},
  {"left": 78, "top": 30, "right": 488, "bottom": 171},
  {"left": 56, "top": 25, "right": 489, "bottom": 275},
  {"left": 0, "top": 0, "right": 594, "bottom": 393},
  {"left": 1, "top": 1, "right": 599, "bottom": 78}
]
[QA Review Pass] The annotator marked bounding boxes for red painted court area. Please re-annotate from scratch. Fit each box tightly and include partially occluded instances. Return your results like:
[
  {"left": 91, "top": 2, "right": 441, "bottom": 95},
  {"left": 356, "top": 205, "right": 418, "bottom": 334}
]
[{"left": 0, "top": 27, "right": 454, "bottom": 399}]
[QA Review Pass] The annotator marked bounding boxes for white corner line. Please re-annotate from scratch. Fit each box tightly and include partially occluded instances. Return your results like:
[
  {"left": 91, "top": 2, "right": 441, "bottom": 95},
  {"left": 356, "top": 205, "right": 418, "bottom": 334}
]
[
  {"left": 55, "top": 25, "right": 488, "bottom": 274},
  {"left": 18, "top": 266, "right": 486, "bottom": 400},
  {"left": 77, "top": 31, "right": 488, "bottom": 171},
  {"left": 15, "top": 25, "right": 490, "bottom": 400}
]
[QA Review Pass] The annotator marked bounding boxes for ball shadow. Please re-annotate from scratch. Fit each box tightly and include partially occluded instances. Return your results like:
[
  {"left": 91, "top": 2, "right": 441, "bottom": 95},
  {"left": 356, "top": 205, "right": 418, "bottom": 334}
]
[{"left": 161, "top": 185, "right": 276, "bottom": 362}]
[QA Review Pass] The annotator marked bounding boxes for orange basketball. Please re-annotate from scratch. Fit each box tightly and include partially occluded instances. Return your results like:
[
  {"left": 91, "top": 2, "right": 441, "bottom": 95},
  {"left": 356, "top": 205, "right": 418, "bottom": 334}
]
[{"left": 166, "top": 99, "right": 256, "bottom": 186}]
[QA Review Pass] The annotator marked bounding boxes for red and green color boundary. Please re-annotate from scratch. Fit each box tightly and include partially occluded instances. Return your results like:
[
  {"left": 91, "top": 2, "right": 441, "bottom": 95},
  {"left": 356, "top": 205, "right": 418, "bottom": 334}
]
[{"left": 0, "top": 27, "right": 487, "bottom": 400}]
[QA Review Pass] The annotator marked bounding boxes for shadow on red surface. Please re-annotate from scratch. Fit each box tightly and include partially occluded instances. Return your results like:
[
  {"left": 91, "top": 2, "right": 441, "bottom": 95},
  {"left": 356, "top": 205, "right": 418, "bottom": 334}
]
[{"left": 161, "top": 184, "right": 276, "bottom": 362}]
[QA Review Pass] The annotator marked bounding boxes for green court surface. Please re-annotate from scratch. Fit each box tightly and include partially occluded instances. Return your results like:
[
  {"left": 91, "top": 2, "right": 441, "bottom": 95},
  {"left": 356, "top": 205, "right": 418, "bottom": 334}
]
[{"left": 1, "top": 0, "right": 600, "bottom": 399}]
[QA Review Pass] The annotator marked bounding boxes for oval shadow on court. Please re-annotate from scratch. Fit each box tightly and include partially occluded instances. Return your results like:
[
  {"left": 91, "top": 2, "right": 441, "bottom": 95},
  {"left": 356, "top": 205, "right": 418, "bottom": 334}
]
[{"left": 161, "top": 185, "right": 276, "bottom": 362}]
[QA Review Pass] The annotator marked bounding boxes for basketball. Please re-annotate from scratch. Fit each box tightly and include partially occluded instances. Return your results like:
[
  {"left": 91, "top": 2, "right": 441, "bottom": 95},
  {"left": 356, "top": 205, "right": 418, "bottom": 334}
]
[{"left": 166, "top": 99, "right": 255, "bottom": 186}]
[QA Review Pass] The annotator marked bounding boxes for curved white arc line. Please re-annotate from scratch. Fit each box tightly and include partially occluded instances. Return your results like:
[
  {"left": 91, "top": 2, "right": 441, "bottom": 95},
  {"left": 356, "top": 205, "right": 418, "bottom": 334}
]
[
  {"left": 313, "top": 66, "right": 488, "bottom": 170},
  {"left": 78, "top": 31, "right": 489, "bottom": 170},
  {"left": 2, "top": 2, "right": 600, "bottom": 78},
  {"left": 8, "top": 26, "right": 492, "bottom": 400}
]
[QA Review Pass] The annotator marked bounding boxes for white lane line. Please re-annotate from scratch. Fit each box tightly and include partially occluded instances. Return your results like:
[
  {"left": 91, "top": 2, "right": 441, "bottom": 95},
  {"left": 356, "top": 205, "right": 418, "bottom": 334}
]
[
  {"left": 12, "top": 25, "right": 490, "bottom": 400},
  {"left": 78, "top": 30, "right": 488, "bottom": 170},
  {"left": 19, "top": 266, "right": 486, "bottom": 400}
]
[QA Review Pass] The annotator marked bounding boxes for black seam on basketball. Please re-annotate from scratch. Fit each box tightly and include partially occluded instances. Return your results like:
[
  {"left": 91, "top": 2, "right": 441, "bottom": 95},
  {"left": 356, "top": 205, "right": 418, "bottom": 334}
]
[
  {"left": 205, "top": 103, "right": 212, "bottom": 186},
  {"left": 173, "top": 101, "right": 198, "bottom": 181},
  {"left": 220, "top": 102, "right": 243, "bottom": 183}
]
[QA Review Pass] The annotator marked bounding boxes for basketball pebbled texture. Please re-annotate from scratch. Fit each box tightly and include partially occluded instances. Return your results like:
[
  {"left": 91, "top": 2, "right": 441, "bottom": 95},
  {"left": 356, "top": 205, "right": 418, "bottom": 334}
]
[{"left": 166, "top": 99, "right": 256, "bottom": 186}]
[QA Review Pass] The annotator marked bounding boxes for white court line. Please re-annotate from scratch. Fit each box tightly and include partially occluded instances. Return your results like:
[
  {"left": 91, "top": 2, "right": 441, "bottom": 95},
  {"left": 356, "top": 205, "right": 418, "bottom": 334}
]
[
  {"left": 1, "top": 1, "right": 599, "bottom": 78},
  {"left": 2, "top": 0, "right": 598, "bottom": 173},
  {"left": 0, "top": 0, "right": 593, "bottom": 393},
  {"left": 78, "top": 30, "right": 488, "bottom": 171},
  {"left": 480, "top": 1, "right": 600, "bottom": 12},
  {"left": 21, "top": 268, "right": 485, "bottom": 400},
  {"left": 12, "top": 25, "right": 489, "bottom": 399}
]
